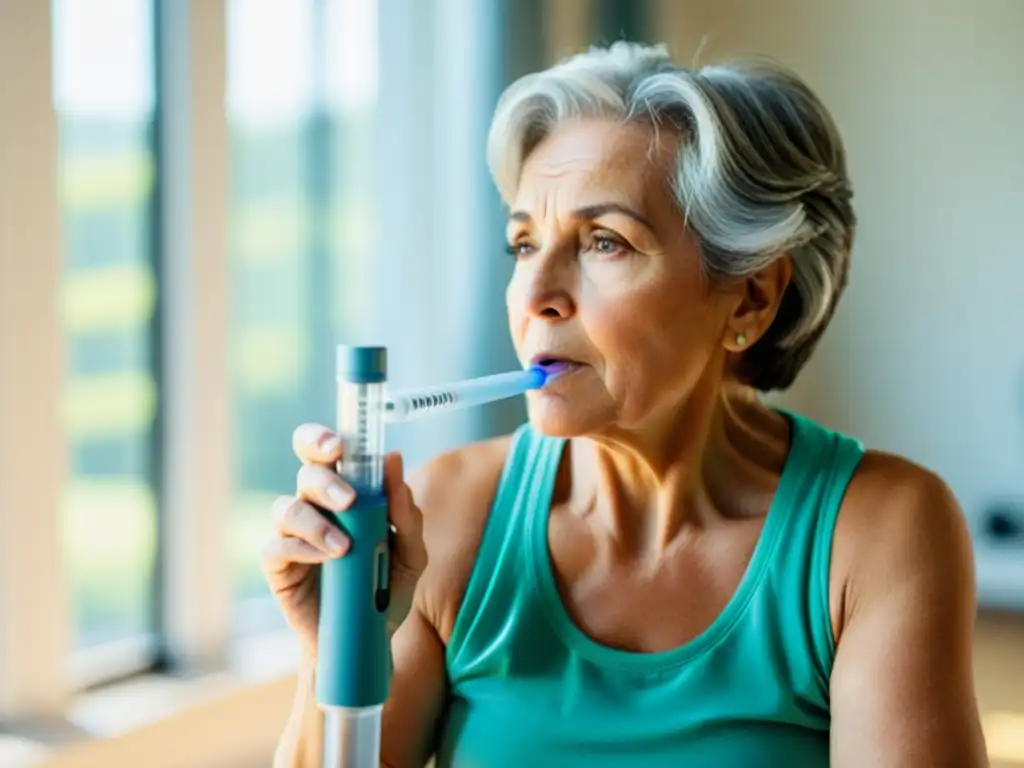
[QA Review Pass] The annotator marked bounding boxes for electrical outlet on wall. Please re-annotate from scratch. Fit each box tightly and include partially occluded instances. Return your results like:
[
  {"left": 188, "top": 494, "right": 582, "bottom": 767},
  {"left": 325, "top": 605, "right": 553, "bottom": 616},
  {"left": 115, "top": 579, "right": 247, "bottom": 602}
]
[
  {"left": 979, "top": 501, "right": 1024, "bottom": 545},
  {"left": 975, "top": 497, "right": 1024, "bottom": 611}
]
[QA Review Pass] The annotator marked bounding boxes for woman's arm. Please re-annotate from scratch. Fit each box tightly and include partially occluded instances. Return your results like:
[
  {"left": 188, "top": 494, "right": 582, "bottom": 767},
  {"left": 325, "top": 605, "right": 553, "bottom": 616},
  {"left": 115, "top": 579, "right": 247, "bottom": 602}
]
[
  {"left": 830, "top": 461, "right": 989, "bottom": 767},
  {"left": 380, "top": 605, "right": 448, "bottom": 766},
  {"left": 273, "top": 653, "right": 322, "bottom": 768}
]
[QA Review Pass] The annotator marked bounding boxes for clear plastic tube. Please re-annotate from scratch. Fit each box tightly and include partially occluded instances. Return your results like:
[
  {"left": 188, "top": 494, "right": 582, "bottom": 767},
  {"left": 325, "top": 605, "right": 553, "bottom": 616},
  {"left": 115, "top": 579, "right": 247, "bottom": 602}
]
[
  {"left": 323, "top": 706, "right": 382, "bottom": 767},
  {"left": 383, "top": 365, "right": 557, "bottom": 423},
  {"left": 337, "top": 379, "right": 385, "bottom": 493}
]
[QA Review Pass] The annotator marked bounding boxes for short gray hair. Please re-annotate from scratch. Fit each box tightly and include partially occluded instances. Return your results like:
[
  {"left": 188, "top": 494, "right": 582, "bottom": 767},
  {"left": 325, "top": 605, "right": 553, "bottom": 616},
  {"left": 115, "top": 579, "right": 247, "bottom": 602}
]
[{"left": 487, "top": 42, "right": 856, "bottom": 391}]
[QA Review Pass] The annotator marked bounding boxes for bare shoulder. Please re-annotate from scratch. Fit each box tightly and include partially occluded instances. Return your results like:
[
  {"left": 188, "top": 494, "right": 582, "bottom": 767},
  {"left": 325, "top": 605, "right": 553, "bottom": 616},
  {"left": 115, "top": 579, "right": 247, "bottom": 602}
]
[
  {"left": 406, "top": 433, "right": 514, "bottom": 641},
  {"left": 831, "top": 449, "right": 976, "bottom": 640},
  {"left": 827, "top": 451, "right": 987, "bottom": 764}
]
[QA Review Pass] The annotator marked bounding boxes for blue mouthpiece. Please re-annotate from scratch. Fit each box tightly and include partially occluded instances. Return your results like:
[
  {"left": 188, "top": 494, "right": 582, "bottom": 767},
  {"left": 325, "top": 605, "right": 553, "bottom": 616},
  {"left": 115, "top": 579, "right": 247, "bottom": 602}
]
[
  {"left": 530, "top": 360, "right": 573, "bottom": 387},
  {"left": 525, "top": 365, "right": 548, "bottom": 389}
]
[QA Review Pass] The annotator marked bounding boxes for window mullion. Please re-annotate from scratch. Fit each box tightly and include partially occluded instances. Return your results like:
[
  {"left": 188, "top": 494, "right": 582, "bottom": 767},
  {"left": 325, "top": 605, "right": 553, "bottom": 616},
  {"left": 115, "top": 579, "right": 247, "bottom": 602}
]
[{"left": 155, "top": 0, "right": 232, "bottom": 673}]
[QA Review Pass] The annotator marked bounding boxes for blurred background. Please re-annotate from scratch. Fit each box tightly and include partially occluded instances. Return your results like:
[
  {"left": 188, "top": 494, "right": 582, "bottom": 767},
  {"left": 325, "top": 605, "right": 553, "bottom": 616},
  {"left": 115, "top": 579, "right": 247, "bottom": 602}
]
[{"left": 0, "top": 0, "right": 1021, "bottom": 765}]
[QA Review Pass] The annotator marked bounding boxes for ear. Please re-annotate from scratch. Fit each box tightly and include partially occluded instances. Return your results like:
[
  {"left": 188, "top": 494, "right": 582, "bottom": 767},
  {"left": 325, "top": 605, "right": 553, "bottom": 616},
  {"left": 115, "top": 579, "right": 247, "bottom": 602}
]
[{"left": 722, "top": 256, "right": 792, "bottom": 352}]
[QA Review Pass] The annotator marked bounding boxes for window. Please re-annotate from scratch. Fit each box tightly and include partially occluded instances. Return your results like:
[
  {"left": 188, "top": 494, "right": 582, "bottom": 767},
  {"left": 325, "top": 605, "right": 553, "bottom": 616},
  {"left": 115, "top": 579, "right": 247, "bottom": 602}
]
[
  {"left": 225, "top": 0, "right": 378, "bottom": 632},
  {"left": 53, "top": 0, "right": 160, "bottom": 656},
  {"left": 0, "top": 0, "right": 569, "bottom": 754}
]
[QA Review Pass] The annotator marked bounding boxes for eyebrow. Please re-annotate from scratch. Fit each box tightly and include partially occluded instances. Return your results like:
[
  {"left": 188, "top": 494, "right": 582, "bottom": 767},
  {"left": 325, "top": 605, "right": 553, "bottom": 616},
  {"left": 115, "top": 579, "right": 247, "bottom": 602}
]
[{"left": 508, "top": 203, "right": 653, "bottom": 230}]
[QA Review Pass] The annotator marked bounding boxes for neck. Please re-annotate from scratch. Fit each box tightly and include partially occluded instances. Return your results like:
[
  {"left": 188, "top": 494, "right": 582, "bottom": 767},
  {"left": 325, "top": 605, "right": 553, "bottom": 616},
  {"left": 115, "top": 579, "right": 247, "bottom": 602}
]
[{"left": 567, "top": 378, "right": 790, "bottom": 553}]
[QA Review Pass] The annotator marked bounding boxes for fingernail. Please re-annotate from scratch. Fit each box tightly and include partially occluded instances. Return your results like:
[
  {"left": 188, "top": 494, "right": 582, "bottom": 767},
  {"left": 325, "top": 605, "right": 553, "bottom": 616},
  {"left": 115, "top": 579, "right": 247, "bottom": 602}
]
[
  {"left": 325, "top": 530, "right": 348, "bottom": 555},
  {"left": 327, "top": 483, "right": 352, "bottom": 508},
  {"left": 320, "top": 435, "right": 340, "bottom": 455}
]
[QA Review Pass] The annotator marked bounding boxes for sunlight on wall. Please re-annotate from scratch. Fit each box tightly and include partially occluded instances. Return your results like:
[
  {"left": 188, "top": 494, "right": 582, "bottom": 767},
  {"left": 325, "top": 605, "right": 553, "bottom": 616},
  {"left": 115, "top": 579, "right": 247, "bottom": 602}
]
[{"left": 984, "top": 711, "right": 1024, "bottom": 766}]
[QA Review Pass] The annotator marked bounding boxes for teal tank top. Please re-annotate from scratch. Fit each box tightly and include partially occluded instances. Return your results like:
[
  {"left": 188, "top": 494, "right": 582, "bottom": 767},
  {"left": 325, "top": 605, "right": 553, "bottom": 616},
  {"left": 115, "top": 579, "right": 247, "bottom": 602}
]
[{"left": 435, "top": 410, "right": 865, "bottom": 768}]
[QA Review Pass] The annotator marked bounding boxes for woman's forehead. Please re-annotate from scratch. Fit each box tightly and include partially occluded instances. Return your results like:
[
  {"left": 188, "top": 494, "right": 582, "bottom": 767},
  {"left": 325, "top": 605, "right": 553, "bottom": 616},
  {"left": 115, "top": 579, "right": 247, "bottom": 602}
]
[{"left": 514, "top": 119, "right": 679, "bottom": 213}]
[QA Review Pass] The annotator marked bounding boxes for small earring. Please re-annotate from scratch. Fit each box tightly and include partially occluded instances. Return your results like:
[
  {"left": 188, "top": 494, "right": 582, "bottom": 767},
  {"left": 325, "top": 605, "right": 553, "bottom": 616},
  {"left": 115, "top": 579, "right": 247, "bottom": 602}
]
[{"left": 736, "top": 333, "right": 747, "bottom": 347}]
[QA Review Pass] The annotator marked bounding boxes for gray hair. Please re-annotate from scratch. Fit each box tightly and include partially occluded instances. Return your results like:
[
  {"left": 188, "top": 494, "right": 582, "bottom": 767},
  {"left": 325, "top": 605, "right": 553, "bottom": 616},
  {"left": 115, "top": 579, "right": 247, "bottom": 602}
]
[{"left": 487, "top": 42, "right": 856, "bottom": 391}]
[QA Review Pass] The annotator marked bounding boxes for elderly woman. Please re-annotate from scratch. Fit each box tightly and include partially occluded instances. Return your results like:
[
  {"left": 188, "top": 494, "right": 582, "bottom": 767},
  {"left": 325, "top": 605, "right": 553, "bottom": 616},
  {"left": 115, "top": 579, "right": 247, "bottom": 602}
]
[{"left": 265, "top": 43, "right": 987, "bottom": 767}]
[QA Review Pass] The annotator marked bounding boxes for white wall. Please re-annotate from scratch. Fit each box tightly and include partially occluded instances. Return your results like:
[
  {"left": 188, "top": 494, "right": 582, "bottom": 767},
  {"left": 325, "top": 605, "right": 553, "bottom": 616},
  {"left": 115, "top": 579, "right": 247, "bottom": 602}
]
[{"left": 654, "top": 0, "right": 1024, "bottom": 605}]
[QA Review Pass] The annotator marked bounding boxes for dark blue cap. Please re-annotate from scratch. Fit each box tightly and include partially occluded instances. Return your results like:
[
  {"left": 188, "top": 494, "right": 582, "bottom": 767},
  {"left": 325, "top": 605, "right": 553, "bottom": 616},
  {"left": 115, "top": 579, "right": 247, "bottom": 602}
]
[{"left": 336, "top": 345, "right": 387, "bottom": 383}]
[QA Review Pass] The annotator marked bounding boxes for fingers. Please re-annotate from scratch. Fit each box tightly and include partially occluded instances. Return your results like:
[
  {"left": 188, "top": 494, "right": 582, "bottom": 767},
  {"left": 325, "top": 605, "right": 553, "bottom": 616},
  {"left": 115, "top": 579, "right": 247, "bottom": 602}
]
[
  {"left": 261, "top": 535, "right": 329, "bottom": 576},
  {"left": 293, "top": 422, "right": 342, "bottom": 465},
  {"left": 273, "top": 495, "right": 350, "bottom": 556},
  {"left": 296, "top": 462, "right": 355, "bottom": 512}
]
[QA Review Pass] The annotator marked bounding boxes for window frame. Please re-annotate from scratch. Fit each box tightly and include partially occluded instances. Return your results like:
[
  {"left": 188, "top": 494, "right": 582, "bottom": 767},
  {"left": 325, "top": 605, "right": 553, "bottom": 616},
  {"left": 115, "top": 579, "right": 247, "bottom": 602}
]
[
  {"left": 44, "top": 0, "right": 232, "bottom": 693},
  {"left": 151, "top": 0, "right": 232, "bottom": 675},
  {"left": 0, "top": 0, "right": 71, "bottom": 721},
  {"left": 0, "top": 0, "right": 566, "bottom": 737}
]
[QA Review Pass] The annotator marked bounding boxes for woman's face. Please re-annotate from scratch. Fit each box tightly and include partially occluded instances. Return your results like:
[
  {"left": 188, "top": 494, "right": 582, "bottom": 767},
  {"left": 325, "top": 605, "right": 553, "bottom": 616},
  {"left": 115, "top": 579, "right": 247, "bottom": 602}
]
[{"left": 506, "top": 118, "right": 746, "bottom": 438}]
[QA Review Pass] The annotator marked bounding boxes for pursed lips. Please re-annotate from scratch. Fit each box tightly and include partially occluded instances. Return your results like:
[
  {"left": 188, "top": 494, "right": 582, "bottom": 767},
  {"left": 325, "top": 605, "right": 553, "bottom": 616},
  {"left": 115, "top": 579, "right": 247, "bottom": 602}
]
[
  {"left": 528, "top": 355, "right": 586, "bottom": 385},
  {"left": 530, "top": 353, "right": 584, "bottom": 368}
]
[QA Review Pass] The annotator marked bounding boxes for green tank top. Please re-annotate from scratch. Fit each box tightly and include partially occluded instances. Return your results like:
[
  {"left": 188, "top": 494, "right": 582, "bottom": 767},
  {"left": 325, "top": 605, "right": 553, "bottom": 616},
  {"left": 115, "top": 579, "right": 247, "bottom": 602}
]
[{"left": 435, "top": 409, "right": 864, "bottom": 767}]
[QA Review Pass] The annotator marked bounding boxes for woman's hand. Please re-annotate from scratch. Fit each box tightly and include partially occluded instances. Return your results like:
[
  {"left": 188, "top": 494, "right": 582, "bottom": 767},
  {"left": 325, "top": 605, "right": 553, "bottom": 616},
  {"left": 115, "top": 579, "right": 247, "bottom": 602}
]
[{"left": 260, "top": 422, "right": 427, "bottom": 658}]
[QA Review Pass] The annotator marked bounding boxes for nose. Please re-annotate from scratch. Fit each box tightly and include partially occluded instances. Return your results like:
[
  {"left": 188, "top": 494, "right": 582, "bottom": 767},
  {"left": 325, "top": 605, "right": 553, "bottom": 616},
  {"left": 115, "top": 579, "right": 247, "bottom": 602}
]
[{"left": 521, "top": 252, "right": 576, "bottom": 321}]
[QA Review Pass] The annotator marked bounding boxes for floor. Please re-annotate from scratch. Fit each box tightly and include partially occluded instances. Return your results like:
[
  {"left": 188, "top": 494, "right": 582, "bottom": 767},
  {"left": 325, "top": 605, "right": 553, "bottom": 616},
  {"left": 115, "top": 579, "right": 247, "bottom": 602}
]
[{"left": 975, "top": 611, "right": 1024, "bottom": 767}]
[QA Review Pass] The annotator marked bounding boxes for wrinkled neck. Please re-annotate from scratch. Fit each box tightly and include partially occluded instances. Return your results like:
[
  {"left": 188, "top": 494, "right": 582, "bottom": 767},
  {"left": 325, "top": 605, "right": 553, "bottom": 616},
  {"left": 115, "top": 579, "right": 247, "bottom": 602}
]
[{"left": 565, "top": 379, "right": 790, "bottom": 553}]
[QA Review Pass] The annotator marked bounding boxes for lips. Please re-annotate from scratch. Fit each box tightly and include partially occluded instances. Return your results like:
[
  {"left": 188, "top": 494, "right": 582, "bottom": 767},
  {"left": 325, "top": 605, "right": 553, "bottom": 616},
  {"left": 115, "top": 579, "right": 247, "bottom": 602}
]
[
  {"left": 530, "top": 354, "right": 582, "bottom": 368},
  {"left": 529, "top": 355, "right": 584, "bottom": 384}
]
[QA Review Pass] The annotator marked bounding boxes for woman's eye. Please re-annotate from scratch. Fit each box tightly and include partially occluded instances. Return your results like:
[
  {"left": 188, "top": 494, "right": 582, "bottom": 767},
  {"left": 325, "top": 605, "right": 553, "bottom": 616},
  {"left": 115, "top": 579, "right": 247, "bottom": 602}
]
[
  {"left": 505, "top": 241, "right": 535, "bottom": 258},
  {"left": 589, "top": 233, "right": 626, "bottom": 256}
]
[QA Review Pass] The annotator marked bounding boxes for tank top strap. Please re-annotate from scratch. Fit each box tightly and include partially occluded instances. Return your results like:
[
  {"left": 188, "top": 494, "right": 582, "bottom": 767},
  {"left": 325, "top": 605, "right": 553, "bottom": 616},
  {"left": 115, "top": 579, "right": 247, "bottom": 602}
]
[
  {"left": 445, "top": 423, "right": 565, "bottom": 669},
  {"left": 764, "top": 408, "right": 866, "bottom": 702}
]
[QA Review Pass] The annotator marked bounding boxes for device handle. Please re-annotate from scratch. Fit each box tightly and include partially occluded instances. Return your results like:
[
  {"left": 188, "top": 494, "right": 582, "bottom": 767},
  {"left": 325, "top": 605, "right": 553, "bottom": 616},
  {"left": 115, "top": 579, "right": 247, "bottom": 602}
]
[{"left": 315, "top": 491, "right": 392, "bottom": 708}]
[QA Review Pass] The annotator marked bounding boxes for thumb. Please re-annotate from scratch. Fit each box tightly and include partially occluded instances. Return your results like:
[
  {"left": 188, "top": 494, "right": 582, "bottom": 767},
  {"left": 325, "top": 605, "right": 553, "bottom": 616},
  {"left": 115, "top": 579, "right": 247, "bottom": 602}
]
[
  {"left": 383, "top": 450, "right": 404, "bottom": 497},
  {"left": 383, "top": 451, "right": 417, "bottom": 533}
]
